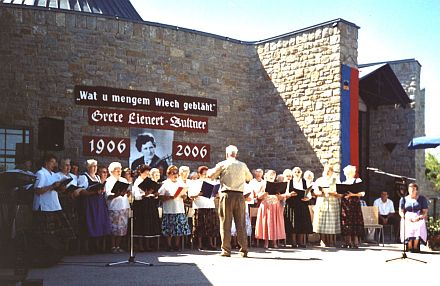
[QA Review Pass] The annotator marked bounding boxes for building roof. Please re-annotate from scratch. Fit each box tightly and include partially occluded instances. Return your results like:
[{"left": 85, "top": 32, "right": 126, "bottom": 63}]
[
  {"left": 0, "top": 0, "right": 142, "bottom": 21},
  {"left": 359, "top": 63, "right": 411, "bottom": 108}
]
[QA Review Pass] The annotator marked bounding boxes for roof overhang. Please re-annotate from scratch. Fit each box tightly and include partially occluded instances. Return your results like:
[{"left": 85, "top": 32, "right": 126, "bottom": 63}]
[{"left": 359, "top": 63, "right": 411, "bottom": 108}]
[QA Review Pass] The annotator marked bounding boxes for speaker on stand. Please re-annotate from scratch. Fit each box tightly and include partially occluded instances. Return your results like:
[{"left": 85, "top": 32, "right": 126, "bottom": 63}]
[{"left": 37, "top": 117, "right": 65, "bottom": 151}]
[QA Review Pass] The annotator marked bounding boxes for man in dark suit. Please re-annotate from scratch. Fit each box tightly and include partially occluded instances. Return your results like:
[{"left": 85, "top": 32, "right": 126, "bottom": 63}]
[{"left": 130, "top": 133, "right": 169, "bottom": 180}]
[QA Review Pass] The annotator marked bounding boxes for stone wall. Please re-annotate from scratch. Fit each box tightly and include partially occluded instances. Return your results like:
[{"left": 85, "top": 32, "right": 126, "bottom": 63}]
[
  {"left": 254, "top": 21, "right": 358, "bottom": 175},
  {"left": 366, "top": 60, "right": 423, "bottom": 205},
  {"left": 388, "top": 61, "right": 432, "bottom": 197},
  {"left": 0, "top": 7, "right": 255, "bottom": 171},
  {"left": 0, "top": 7, "right": 359, "bottom": 176}
]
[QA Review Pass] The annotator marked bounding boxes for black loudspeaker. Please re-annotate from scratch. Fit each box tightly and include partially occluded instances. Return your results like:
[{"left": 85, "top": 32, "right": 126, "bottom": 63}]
[{"left": 38, "top": 117, "right": 64, "bottom": 151}]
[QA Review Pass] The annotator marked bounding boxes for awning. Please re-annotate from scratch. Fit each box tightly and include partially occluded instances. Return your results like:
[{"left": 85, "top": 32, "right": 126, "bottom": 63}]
[
  {"left": 359, "top": 63, "right": 411, "bottom": 108},
  {"left": 408, "top": 136, "right": 440, "bottom": 150}
]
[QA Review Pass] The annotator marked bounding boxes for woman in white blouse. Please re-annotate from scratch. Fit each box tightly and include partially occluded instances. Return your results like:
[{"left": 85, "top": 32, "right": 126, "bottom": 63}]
[
  {"left": 159, "top": 165, "right": 191, "bottom": 251},
  {"left": 105, "top": 162, "right": 130, "bottom": 254}
]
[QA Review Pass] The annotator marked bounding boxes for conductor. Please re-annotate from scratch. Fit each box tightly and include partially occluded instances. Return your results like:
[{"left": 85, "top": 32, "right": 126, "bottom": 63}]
[{"left": 208, "top": 145, "right": 252, "bottom": 258}]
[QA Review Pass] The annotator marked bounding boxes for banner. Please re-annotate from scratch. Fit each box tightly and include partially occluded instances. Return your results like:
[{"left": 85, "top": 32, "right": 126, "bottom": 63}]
[
  {"left": 129, "top": 129, "right": 173, "bottom": 172},
  {"left": 88, "top": 107, "right": 208, "bottom": 133},
  {"left": 75, "top": 85, "right": 217, "bottom": 116}
]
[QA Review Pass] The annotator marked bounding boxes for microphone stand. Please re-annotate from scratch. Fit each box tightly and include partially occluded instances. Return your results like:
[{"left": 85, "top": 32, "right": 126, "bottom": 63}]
[
  {"left": 386, "top": 208, "right": 426, "bottom": 263},
  {"left": 366, "top": 168, "right": 426, "bottom": 263},
  {"left": 106, "top": 207, "right": 153, "bottom": 267}
]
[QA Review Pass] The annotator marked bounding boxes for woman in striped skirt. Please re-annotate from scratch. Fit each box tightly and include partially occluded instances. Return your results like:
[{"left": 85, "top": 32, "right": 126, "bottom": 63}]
[{"left": 313, "top": 165, "right": 341, "bottom": 247}]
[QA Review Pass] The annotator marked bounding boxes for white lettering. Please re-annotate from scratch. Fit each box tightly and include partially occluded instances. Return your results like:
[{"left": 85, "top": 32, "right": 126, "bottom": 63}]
[
  {"left": 79, "top": 90, "right": 97, "bottom": 100},
  {"left": 183, "top": 101, "right": 214, "bottom": 112},
  {"left": 91, "top": 110, "right": 103, "bottom": 122},
  {"left": 128, "top": 112, "right": 165, "bottom": 126},
  {"left": 169, "top": 116, "right": 207, "bottom": 130},
  {"left": 155, "top": 98, "right": 179, "bottom": 109},
  {"left": 112, "top": 94, "right": 150, "bottom": 107},
  {"left": 90, "top": 109, "right": 123, "bottom": 123}
]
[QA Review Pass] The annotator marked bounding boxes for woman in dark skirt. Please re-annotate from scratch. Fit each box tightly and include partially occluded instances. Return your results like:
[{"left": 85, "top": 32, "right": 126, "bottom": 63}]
[
  {"left": 190, "top": 166, "right": 219, "bottom": 250},
  {"left": 132, "top": 164, "right": 161, "bottom": 251},
  {"left": 56, "top": 158, "right": 81, "bottom": 253},
  {"left": 340, "top": 165, "right": 365, "bottom": 249},
  {"left": 77, "top": 159, "right": 111, "bottom": 253},
  {"left": 33, "top": 154, "right": 76, "bottom": 252},
  {"left": 159, "top": 165, "right": 191, "bottom": 251},
  {"left": 288, "top": 167, "right": 313, "bottom": 248}
]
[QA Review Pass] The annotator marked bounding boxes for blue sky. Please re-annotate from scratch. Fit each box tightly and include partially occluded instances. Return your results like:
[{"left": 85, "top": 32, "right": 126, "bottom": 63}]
[{"left": 131, "top": 0, "right": 440, "bottom": 138}]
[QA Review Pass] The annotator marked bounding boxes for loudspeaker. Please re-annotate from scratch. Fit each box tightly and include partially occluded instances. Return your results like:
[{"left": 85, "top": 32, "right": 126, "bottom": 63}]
[{"left": 38, "top": 117, "right": 64, "bottom": 151}]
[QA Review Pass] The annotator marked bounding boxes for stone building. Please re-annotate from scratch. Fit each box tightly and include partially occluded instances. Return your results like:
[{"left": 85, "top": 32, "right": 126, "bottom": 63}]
[{"left": 0, "top": 1, "right": 425, "bottom": 202}]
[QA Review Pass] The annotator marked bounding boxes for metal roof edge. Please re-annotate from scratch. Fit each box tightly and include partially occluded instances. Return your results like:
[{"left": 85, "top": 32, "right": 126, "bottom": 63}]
[
  {"left": 359, "top": 58, "right": 421, "bottom": 68},
  {"left": 0, "top": 5, "right": 359, "bottom": 46},
  {"left": 251, "top": 18, "right": 360, "bottom": 45}
]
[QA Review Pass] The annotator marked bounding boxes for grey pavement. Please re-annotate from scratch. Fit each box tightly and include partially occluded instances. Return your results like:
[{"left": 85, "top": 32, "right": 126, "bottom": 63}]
[{"left": 21, "top": 243, "right": 440, "bottom": 286}]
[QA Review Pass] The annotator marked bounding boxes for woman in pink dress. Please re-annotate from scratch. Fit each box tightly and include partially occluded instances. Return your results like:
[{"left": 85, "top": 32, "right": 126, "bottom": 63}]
[{"left": 255, "top": 170, "right": 290, "bottom": 248}]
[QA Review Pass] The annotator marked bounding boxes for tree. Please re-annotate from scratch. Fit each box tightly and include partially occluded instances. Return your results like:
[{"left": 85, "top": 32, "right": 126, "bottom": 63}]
[{"left": 425, "top": 153, "right": 440, "bottom": 192}]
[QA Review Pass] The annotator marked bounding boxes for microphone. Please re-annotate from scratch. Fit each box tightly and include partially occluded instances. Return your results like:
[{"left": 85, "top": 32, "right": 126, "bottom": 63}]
[{"left": 366, "top": 167, "right": 379, "bottom": 171}]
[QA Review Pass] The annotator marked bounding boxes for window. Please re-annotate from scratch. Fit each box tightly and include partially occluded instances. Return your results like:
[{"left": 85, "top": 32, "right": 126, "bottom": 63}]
[{"left": 0, "top": 128, "right": 31, "bottom": 171}]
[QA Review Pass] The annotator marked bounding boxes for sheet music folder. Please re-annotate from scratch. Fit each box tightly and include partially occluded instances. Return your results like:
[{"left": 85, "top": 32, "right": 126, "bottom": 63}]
[
  {"left": 87, "top": 182, "right": 105, "bottom": 192},
  {"left": 58, "top": 177, "right": 73, "bottom": 187},
  {"left": 336, "top": 182, "right": 365, "bottom": 194},
  {"left": 201, "top": 181, "right": 220, "bottom": 198},
  {"left": 111, "top": 181, "right": 130, "bottom": 196},
  {"left": 138, "top": 178, "right": 161, "bottom": 193},
  {"left": 292, "top": 186, "right": 313, "bottom": 198},
  {"left": 265, "top": 181, "right": 288, "bottom": 195}
]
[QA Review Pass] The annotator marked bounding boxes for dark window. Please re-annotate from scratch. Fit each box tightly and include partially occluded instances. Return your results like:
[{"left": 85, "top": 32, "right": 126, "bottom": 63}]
[{"left": 0, "top": 128, "right": 31, "bottom": 171}]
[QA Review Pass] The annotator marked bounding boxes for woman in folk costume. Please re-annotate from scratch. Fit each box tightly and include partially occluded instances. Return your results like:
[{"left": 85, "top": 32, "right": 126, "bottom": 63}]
[
  {"left": 131, "top": 164, "right": 161, "bottom": 251},
  {"left": 399, "top": 183, "right": 428, "bottom": 253},
  {"left": 340, "top": 165, "right": 365, "bottom": 249},
  {"left": 190, "top": 166, "right": 220, "bottom": 250},
  {"left": 313, "top": 165, "right": 341, "bottom": 247},
  {"left": 159, "top": 165, "right": 191, "bottom": 251},
  {"left": 77, "top": 159, "right": 111, "bottom": 253},
  {"left": 255, "top": 170, "right": 288, "bottom": 248},
  {"left": 288, "top": 167, "right": 313, "bottom": 248},
  {"left": 105, "top": 162, "right": 130, "bottom": 254}
]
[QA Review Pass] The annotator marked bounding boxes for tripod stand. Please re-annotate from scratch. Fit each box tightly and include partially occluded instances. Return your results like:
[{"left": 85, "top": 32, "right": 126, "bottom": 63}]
[
  {"left": 366, "top": 168, "right": 426, "bottom": 263},
  {"left": 385, "top": 208, "right": 426, "bottom": 263},
  {"left": 106, "top": 209, "right": 153, "bottom": 267}
]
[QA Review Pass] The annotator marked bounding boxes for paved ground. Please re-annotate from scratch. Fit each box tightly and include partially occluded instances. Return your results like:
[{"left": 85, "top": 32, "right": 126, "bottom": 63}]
[{"left": 17, "top": 243, "right": 439, "bottom": 285}]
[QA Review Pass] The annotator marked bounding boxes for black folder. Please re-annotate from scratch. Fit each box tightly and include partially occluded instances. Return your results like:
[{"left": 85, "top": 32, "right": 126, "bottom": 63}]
[
  {"left": 65, "top": 184, "right": 81, "bottom": 193},
  {"left": 58, "top": 177, "right": 73, "bottom": 187},
  {"left": 138, "top": 178, "right": 161, "bottom": 193},
  {"left": 336, "top": 182, "right": 365, "bottom": 195},
  {"left": 200, "top": 181, "right": 220, "bottom": 198},
  {"left": 292, "top": 186, "right": 313, "bottom": 198},
  {"left": 87, "top": 182, "right": 105, "bottom": 192},
  {"left": 265, "top": 181, "right": 288, "bottom": 195},
  {"left": 111, "top": 181, "right": 130, "bottom": 196}
]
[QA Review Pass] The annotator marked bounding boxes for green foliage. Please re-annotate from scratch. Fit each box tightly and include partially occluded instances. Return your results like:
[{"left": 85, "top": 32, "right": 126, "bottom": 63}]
[
  {"left": 427, "top": 217, "right": 440, "bottom": 237},
  {"left": 425, "top": 153, "right": 440, "bottom": 192}
]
